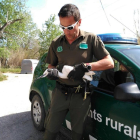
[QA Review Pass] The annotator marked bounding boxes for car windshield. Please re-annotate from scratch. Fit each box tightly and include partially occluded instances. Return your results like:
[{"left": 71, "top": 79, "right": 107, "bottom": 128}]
[{"left": 121, "top": 48, "right": 140, "bottom": 67}]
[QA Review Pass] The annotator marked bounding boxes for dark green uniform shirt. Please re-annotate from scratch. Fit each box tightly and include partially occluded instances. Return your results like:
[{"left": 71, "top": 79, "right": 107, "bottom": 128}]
[{"left": 46, "top": 30, "right": 109, "bottom": 85}]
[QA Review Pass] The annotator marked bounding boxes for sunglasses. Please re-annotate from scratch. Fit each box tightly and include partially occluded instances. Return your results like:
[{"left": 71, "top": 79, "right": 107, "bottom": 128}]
[{"left": 59, "top": 21, "right": 79, "bottom": 30}]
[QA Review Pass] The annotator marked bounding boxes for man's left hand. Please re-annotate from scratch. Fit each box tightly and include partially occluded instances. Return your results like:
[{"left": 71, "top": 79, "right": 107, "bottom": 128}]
[{"left": 67, "top": 63, "right": 90, "bottom": 80}]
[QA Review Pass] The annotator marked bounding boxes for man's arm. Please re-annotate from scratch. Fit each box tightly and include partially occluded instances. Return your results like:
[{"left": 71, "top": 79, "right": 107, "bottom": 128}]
[{"left": 85, "top": 55, "right": 114, "bottom": 71}]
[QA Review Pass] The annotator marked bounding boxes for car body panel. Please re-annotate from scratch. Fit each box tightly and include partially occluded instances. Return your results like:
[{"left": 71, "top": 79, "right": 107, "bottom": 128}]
[
  {"left": 29, "top": 53, "right": 56, "bottom": 112},
  {"left": 30, "top": 79, "right": 51, "bottom": 110},
  {"left": 87, "top": 88, "right": 140, "bottom": 140}
]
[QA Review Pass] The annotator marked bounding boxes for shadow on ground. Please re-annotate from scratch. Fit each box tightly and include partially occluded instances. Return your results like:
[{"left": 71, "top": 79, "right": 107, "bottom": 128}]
[
  {"left": 0, "top": 111, "right": 70, "bottom": 140},
  {"left": 0, "top": 111, "right": 44, "bottom": 140}
]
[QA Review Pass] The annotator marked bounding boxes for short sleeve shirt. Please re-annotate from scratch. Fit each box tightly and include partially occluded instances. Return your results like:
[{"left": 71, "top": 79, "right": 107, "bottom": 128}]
[{"left": 46, "top": 30, "right": 109, "bottom": 85}]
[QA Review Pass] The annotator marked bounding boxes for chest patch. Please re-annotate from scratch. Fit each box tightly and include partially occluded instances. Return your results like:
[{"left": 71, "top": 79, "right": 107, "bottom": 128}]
[
  {"left": 57, "top": 46, "right": 63, "bottom": 52},
  {"left": 79, "top": 43, "right": 88, "bottom": 49}
]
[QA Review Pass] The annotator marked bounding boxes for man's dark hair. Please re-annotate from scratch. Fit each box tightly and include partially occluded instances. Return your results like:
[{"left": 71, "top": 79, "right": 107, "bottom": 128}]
[{"left": 58, "top": 4, "right": 81, "bottom": 21}]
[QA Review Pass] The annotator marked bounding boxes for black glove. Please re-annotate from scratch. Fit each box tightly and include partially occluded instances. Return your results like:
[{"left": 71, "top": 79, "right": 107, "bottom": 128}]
[
  {"left": 44, "top": 69, "right": 59, "bottom": 80},
  {"left": 67, "top": 63, "right": 89, "bottom": 80}
]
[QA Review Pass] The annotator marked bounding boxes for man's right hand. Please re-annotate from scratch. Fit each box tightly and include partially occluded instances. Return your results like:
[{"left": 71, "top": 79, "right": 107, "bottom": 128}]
[{"left": 43, "top": 69, "right": 59, "bottom": 80}]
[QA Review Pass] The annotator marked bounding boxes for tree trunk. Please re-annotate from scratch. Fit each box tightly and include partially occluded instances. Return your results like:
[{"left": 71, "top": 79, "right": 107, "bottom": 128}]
[{"left": 0, "top": 18, "right": 23, "bottom": 38}]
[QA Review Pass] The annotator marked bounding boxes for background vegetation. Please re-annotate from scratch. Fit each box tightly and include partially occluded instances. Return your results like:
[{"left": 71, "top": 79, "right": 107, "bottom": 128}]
[
  {"left": 0, "top": 0, "right": 139, "bottom": 81},
  {"left": 0, "top": 0, "right": 62, "bottom": 81}
]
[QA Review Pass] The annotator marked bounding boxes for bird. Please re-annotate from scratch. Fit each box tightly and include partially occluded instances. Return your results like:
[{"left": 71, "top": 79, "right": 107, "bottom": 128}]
[{"left": 42, "top": 65, "right": 95, "bottom": 81}]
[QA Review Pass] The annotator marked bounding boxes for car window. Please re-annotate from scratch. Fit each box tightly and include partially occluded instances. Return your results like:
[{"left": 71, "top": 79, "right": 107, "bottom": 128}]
[
  {"left": 91, "top": 58, "right": 134, "bottom": 93},
  {"left": 121, "top": 49, "right": 140, "bottom": 67}
]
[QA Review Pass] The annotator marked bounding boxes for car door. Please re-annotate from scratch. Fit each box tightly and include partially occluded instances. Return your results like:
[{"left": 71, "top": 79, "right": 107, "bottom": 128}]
[{"left": 85, "top": 58, "right": 140, "bottom": 140}]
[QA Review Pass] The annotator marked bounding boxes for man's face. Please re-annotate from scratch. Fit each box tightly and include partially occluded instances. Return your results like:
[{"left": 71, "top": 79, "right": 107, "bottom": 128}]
[{"left": 59, "top": 16, "right": 81, "bottom": 42}]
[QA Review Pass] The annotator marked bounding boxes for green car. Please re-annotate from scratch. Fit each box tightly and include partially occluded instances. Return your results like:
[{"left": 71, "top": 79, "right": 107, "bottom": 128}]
[{"left": 29, "top": 33, "right": 140, "bottom": 140}]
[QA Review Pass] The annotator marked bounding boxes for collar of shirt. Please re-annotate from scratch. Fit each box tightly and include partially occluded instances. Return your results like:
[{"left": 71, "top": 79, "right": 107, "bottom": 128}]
[{"left": 60, "top": 29, "right": 85, "bottom": 42}]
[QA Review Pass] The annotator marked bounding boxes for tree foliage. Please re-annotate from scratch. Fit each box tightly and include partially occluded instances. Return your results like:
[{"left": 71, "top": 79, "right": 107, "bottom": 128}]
[
  {"left": 0, "top": 0, "right": 39, "bottom": 49},
  {"left": 39, "top": 14, "right": 63, "bottom": 57}
]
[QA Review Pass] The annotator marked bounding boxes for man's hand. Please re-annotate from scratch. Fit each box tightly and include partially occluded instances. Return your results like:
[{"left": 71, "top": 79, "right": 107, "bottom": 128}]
[
  {"left": 67, "top": 63, "right": 90, "bottom": 80},
  {"left": 43, "top": 69, "right": 59, "bottom": 80}
]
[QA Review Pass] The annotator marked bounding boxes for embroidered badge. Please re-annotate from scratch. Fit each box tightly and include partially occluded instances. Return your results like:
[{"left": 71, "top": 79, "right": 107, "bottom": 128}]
[{"left": 57, "top": 46, "right": 63, "bottom": 52}]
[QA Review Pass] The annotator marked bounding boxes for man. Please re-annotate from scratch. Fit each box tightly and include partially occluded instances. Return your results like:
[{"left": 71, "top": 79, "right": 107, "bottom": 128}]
[{"left": 43, "top": 4, "right": 114, "bottom": 140}]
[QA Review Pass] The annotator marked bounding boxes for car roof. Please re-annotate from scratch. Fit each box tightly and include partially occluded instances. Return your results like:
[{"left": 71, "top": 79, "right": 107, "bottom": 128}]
[{"left": 105, "top": 44, "right": 140, "bottom": 51}]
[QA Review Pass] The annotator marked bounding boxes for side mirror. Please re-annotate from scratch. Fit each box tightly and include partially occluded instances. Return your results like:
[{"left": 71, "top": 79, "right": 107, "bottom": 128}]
[{"left": 114, "top": 82, "right": 140, "bottom": 102}]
